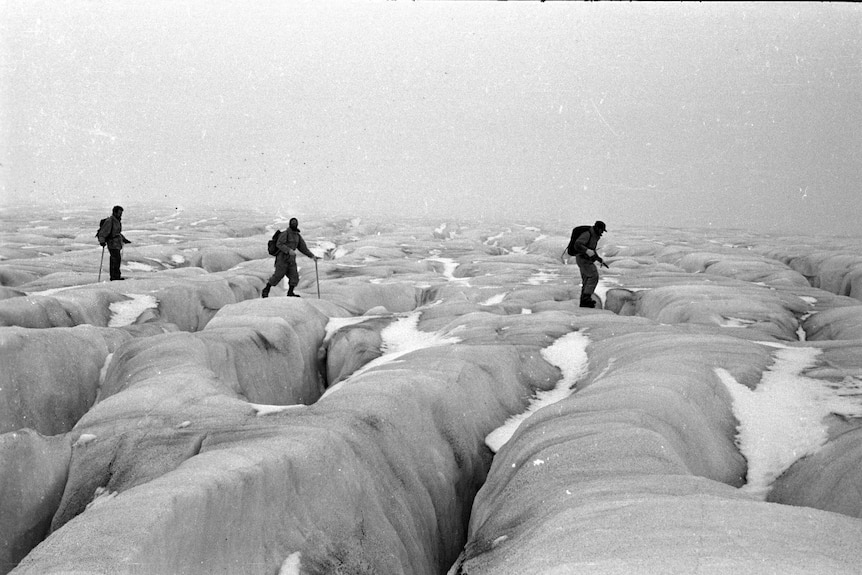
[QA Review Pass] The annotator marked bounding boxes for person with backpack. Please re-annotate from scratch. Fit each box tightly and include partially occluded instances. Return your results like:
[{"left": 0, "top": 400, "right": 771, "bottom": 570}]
[
  {"left": 261, "top": 217, "right": 320, "bottom": 298},
  {"left": 562, "top": 220, "right": 607, "bottom": 308},
  {"left": 97, "top": 205, "right": 131, "bottom": 281}
]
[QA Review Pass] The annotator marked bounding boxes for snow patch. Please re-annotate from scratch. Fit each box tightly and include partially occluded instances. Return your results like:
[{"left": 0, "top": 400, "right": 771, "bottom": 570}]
[
  {"left": 74, "top": 433, "right": 97, "bottom": 447},
  {"left": 108, "top": 294, "right": 158, "bottom": 327},
  {"left": 98, "top": 353, "right": 112, "bottom": 391},
  {"left": 278, "top": 553, "right": 302, "bottom": 575},
  {"left": 486, "top": 330, "right": 590, "bottom": 452},
  {"left": 321, "top": 311, "right": 460, "bottom": 398},
  {"left": 719, "top": 346, "right": 862, "bottom": 498},
  {"left": 720, "top": 317, "right": 756, "bottom": 328},
  {"left": 484, "top": 231, "right": 504, "bottom": 245},
  {"left": 31, "top": 286, "right": 74, "bottom": 297},
  {"left": 190, "top": 217, "right": 218, "bottom": 226},
  {"left": 378, "top": 311, "right": 460, "bottom": 356},
  {"left": 526, "top": 269, "right": 557, "bottom": 285},
  {"left": 123, "top": 261, "right": 156, "bottom": 272},
  {"left": 332, "top": 247, "right": 351, "bottom": 259},
  {"left": 324, "top": 315, "right": 381, "bottom": 343},
  {"left": 426, "top": 257, "right": 469, "bottom": 284},
  {"left": 316, "top": 240, "right": 337, "bottom": 255},
  {"left": 250, "top": 403, "right": 305, "bottom": 416},
  {"left": 593, "top": 279, "right": 615, "bottom": 307},
  {"left": 480, "top": 293, "right": 507, "bottom": 306},
  {"left": 434, "top": 223, "right": 456, "bottom": 239}
]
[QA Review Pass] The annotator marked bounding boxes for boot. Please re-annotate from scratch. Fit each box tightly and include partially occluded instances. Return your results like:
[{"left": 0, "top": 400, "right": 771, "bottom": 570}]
[
  {"left": 261, "top": 283, "right": 271, "bottom": 298},
  {"left": 287, "top": 286, "right": 299, "bottom": 297},
  {"left": 579, "top": 294, "right": 595, "bottom": 308}
]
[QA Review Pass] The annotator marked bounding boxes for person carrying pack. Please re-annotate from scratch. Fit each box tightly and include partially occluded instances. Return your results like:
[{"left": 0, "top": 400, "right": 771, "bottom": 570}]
[
  {"left": 267, "top": 229, "right": 282, "bottom": 256},
  {"left": 96, "top": 205, "right": 131, "bottom": 281},
  {"left": 561, "top": 220, "right": 607, "bottom": 308},
  {"left": 261, "top": 218, "right": 320, "bottom": 298}
]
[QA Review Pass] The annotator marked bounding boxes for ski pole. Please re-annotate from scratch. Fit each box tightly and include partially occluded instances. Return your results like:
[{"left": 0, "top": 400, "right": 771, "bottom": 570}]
[
  {"left": 98, "top": 246, "right": 105, "bottom": 282},
  {"left": 314, "top": 258, "right": 321, "bottom": 299}
]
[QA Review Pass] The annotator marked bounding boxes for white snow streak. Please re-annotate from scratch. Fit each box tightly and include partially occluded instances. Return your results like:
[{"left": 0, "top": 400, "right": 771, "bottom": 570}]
[
  {"left": 526, "top": 269, "right": 558, "bottom": 285},
  {"left": 123, "top": 261, "right": 157, "bottom": 272},
  {"left": 323, "top": 315, "right": 380, "bottom": 343},
  {"left": 108, "top": 294, "right": 158, "bottom": 327},
  {"left": 719, "top": 346, "right": 862, "bottom": 498},
  {"left": 320, "top": 311, "right": 461, "bottom": 398},
  {"left": 278, "top": 553, "right": 302, "bottom": 575},
  {"left": 249, "top": 403, "right": 305, "bottom": 417},
  {"left": 485, "top": 330, "right": 590, "bottom": 453},
  {"left": 426, "top": 257, "right": 469, "bottom": 284},
  {"left": 480, "top": 293, "right": 507, "bottom": 306}
]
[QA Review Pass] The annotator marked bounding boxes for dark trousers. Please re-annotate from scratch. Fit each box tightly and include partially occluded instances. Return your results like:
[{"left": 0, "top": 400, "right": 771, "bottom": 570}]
[
  {"left": 268, "top": 253, "right": 299, "bottom": 287},
  {"left": 575, "top": 255, "right": 598, "bottom": 297},
  {"left": 108, "top": 248, "right": 122, "bottom": 280}
]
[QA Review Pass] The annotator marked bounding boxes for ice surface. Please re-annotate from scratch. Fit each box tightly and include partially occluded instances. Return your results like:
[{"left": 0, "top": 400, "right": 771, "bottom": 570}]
[{"left": 3, "top": 206, "right": 862, "bottom": 574}]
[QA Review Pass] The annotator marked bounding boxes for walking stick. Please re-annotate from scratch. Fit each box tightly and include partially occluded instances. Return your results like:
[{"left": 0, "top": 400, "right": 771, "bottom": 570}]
[
  {"left": 98, "top": 245, "right": 105, "bottom": 282},
  {"left": 314, "top": 258, "right": 320, "bottom": 299}
]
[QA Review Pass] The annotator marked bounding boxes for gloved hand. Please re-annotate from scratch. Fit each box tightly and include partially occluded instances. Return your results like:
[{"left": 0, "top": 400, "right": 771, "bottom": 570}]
[{"left": 99, "top": 242, "right": 106, "bottom": 247}]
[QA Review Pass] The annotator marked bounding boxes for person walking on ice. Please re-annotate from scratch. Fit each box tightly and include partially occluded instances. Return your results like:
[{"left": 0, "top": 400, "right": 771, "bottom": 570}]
[
  {"left": 262, "top": 217, "right": 319, "bottom": 298},
  {"left": 562, "top": 220, "right": 608, "bottom": 308},
  {"left": 97, "top": 205, "right": 131, "bottom": 281}
]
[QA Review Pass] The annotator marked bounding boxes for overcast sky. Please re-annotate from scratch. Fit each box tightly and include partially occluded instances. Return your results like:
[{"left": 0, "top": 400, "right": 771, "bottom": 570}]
[{"left": 2, "top": 1, "right": 860, "bottom": 234}]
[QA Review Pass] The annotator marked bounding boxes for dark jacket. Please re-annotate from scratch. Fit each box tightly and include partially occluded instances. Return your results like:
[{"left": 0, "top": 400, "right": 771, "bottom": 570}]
[
  {"left": 97, "top": 215, "right": 128, "bottom": 250},
  {"left": 275, "top": 227, "right": 315, "bottom": 259},
  {"left": 573, "top": 227, "right": 600, "bottom": 258}
]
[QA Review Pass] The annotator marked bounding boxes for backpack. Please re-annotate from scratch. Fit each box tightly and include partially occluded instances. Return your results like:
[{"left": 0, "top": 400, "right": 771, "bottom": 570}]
[
  {"left": 565, "top": 225, "right": 592, "bottom": 256},
  {"left": 267, "top": 229, "right": 282, "bottom": 256},
  {"left": 95, "top": 218, "right": 108, "bottom": 239}
]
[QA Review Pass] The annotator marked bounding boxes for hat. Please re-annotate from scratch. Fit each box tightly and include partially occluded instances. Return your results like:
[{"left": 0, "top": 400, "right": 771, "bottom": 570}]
[{"left": 594, "top": 220, "right": 607, "bottom": 233}]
